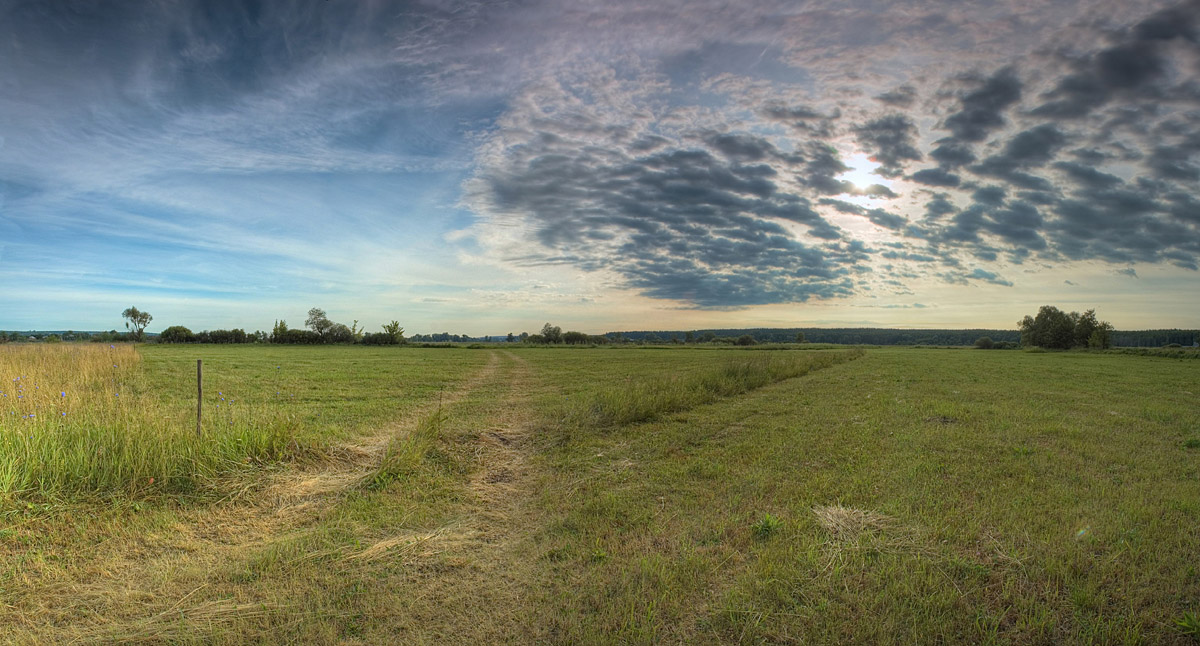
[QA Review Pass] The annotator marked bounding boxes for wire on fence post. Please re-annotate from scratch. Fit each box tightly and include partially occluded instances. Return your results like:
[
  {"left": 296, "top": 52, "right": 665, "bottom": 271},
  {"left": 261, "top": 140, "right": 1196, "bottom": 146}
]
[{"left": 196, "top": 359, "right": 203, "bottom": 437}]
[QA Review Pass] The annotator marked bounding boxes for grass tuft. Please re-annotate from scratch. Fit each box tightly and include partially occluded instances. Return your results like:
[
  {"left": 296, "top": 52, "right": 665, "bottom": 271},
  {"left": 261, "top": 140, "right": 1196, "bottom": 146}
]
[
  {"left": 751, "top": 513, "right": 783, "bottom": 540},
  {"left": 561, "top": 350, "right": 862, "bottom": 430},
  {"left": 366, "top": 409, "right": 446, "bottom": 491},
  {"left": 1178, "top": 611, "right": 1200, "bottom": 640}
]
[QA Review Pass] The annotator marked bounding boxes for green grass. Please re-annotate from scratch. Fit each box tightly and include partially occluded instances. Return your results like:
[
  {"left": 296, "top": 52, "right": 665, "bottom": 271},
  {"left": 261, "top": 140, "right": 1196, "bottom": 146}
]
[
  {"left": 2, "top": 345, "right": 1198, "bottom": 644},
  {"left": 0, "top": 344, "right": 490, "bottom": 502},
  {"left": 557, "top": 349, "right": 862, "bottom": 428},
  {"left": 523, "top": 348, "right": 1200, "bottom": 644}
]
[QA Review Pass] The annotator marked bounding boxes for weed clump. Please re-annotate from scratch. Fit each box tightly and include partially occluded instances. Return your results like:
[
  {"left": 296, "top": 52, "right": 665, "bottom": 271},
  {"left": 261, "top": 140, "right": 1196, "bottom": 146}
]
[
  {"left": 751, "top": 513, "right": 783, "bottom": 540},
  {"left": 1177, "top": 611, "right": 1200, "bottom": 640}
]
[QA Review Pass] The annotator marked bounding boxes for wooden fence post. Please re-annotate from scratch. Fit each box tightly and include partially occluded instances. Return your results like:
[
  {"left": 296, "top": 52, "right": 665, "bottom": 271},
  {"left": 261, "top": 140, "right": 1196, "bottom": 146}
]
[{"left": 196, "top": 359, "right": 202, "bottom": 437}]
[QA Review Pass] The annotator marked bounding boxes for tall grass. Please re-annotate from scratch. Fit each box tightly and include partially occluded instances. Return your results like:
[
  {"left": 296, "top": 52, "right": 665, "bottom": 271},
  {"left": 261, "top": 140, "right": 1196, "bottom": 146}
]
[
  {"left": 0, "top": 344, "right": 295, "bottom": 501},
  {"left": 562, "top": 349, "right": 863, "bottom": 429}
]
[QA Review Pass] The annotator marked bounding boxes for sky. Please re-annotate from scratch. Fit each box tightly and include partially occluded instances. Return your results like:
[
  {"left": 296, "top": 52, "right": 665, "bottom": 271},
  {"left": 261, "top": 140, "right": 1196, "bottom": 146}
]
[{"left": 2, "top": 0, "right": 1199, "bottom": 334}]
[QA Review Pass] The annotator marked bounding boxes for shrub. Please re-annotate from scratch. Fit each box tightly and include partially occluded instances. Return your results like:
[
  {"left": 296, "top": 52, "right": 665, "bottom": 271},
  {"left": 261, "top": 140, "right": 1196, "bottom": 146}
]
[
  {"left": 562, "top": 331, "right": 590, "bottom": 345},
  {"left": 324, "top": 323, "right": 355, "bottom": 344},
  {"left": 275, "top": 329, "right": 320, "bottom": 344},
  {"left": 975, "top": 336, "right": 994, "bottom": 349},
  {"left": 195, "top": 329, "right": 249, "bottom": 344},
  {"left": 735, "top": 334, "right": 756, "bottom": 346},
  {"left": 159, "top": 325, "right": 195, "bottom": 343},
  {"left": 360, "top": 332, "right": 399, "bottom": 345}
]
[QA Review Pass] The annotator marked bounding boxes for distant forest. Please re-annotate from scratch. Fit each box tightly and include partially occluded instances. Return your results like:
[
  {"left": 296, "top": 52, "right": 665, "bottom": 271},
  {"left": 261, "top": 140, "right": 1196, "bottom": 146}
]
[
  {"left": 600, "top": 328, "right": 1198, "bottom": 347},
  {"left": 2, "top": 327, "right": 1196, "bottom": 348}
]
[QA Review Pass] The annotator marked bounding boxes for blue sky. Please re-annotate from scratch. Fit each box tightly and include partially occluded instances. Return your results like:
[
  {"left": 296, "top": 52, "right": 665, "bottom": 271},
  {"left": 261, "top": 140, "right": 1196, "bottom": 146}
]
[{"left": 2, "top": 0, "right": 1198, "bottom": 334}]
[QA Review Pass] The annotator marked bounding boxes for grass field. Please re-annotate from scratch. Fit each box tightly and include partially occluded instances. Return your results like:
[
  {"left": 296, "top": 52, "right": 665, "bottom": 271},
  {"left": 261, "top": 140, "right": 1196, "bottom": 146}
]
[{"left": 0, "top": 344, "right": 1197, "bottom": 644}]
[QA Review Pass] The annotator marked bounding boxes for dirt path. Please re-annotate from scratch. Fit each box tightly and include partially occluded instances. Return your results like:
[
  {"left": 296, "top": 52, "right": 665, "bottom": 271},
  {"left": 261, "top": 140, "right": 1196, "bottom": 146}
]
[
  {"left": 8, "top": 350, "right": 528, "bottom": 644},
  {"left": 340, "top": 349, "right": 546, "bottom": 643}
]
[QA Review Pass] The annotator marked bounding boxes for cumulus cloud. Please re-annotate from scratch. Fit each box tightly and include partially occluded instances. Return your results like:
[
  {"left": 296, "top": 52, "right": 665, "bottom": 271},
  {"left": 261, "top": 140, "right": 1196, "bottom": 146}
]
[
  {"left": 463, "top": 74, "right": 870, "bottom": 308},
  {"left": 4, "top": 0, "right": 1199, "bottom": 322}
]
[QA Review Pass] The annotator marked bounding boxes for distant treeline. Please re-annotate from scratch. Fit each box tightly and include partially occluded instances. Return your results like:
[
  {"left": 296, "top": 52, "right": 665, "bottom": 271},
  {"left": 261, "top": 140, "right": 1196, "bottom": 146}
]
[
  {"left": 606, "top": 328, "right": 1023, "bottom": 346},
  {"left": 3, "top": 326, "right": 1196, "bottom": 348},
  {"left": 1109, "top": 329, "right": 1199, "bottom": 347}
]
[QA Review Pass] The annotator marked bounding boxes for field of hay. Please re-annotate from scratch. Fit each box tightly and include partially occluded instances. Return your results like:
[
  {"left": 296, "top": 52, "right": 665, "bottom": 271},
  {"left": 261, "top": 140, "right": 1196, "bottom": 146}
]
[{"left": 0, "top": 344, "right": 1197, "bottom": 644}]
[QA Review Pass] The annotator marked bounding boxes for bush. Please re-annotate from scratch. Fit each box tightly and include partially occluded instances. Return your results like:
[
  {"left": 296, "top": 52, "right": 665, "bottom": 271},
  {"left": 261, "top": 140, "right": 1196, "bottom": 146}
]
[
  {"left": 361, "top": 332, "right": 400, "bottom": 345},
  {"left": 276, "top": 329, "right": 320, "bottom": 344},
  {"left": 159, "top": 326, "right": 195, "bottom": 343},
  {"left": 195, "top": 329, "right": 249, "bottom": 344},
  {"left": 975, "top": 336, "right": 994, "bottom": 349},
  {"left": 324, "top": 323, "right": 355, "bottom": 344},
  {"left": 735, "top": 334, "right": 756, "bottom": 346},
  {"left": 562, "top": 331, "right": 590, "bottom": 345}
]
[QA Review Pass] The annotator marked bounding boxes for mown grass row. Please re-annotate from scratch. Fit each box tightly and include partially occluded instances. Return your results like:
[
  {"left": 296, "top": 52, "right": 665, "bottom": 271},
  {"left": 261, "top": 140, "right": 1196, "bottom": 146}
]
[
  {"left": 0, "top": 345, "right": 296, "bottom": 501},
  {"left": 559, "top": 349, "right": 863, "bottom": 430}
]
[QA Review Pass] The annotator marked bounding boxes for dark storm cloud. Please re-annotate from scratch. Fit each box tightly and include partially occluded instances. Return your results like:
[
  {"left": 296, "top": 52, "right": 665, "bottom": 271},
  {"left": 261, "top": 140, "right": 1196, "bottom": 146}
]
[
  {"left": 942, "top": 69, "right": 1023, "bottom": 143},
  {"left": 760, "top": 103, "right": 839, "bottom": 138},
  {"left": 980, "top": 201, "right": 1047, "bottom": 249},
  {"left": 1146, "top": 145, "right": 1200, "bottom": 181},
  {"left": 460, "top": 0, "right": 1200, "bottom": 305},
  {"left": 972, "top": 186, "right": 1007, "bottom": 206},
  {"left": 923, "top": 194, "right": 958, "bottom": 219},
  {"left": 966, "top": 124, "right": 1067, "bottom": 191},
  {"left": 929, "top": 140, "right": 977, "bottom": 169},
  {"left": 475, "top": 105, "right": 869, "bottom": 307},
  {"left": 864, "top": 209, "right": 908, "bottom": 230},
  {"left": 1052, "top": 161, "right": 1122, "bottom": 189},
  {"left": 1031, "top": 2, "right": 1200, "bottom": 119},
  {"left": 910, "top": 168, "right": 961, "bottom": 187},
  {"left": 853, "top": 115, "right": 922, "bottom": 177},
  {"left": 967, "top": 268, "right": 1014, "bottom": 286},
  {"left": 875, "top": 86, "right": 917, "bottom": 107}
]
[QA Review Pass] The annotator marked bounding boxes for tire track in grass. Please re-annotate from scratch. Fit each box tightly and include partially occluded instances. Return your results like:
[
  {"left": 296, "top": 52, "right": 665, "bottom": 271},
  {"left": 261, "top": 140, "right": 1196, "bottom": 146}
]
[
  {"left": 334, "top": 349, "right": 545, "bottom": 643},
  {"left": 6, "top": 351, "right": 506, "bottom": 644}
]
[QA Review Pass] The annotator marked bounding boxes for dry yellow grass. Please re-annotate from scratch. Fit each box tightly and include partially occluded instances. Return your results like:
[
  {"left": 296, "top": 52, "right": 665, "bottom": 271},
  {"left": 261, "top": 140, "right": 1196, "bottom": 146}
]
[{"left": 0, "top": 344, "right": 291, "bottom": 499}]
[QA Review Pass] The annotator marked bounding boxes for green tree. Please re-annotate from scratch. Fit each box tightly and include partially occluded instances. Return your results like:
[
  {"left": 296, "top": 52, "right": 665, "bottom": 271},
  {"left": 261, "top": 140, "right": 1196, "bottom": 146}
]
[
  {"left": 306, "top": 308, "right": 334, "bottom": 338},
  {"left": 271, "top": 320, "right": 289, "bottom": 343},
  {"left": 1020, "top": 305, "right": 1113, "bottom": 350},
  {"left": 795, "top": 331, "right": 806, "bottom": 343},
  {"left": 122, "top": 306, "right": 152, "bottom": 341},
  {"left": 1073, "top": 309, "right": 1103, "bottom": 347},
  {"left": 974, "top": 336, "right": 994, "bottom": 349},
  {"left": 735, "top": 334, "right": 756, "bottom": 346},
  {"left": 160, "top": 325, "right": 195, "bottom": 343},
  {"left": 562, "top": 330, "right": 589, "bottom": 345},
  {"left": 382, "top": 320, "right": 405, "bottom": 344},
  {"left": 541, "top": 323, "right": 563, "bottom": 344},
  {"left": 1088, "top": 324, "right": 1114, "bottom": 349}
]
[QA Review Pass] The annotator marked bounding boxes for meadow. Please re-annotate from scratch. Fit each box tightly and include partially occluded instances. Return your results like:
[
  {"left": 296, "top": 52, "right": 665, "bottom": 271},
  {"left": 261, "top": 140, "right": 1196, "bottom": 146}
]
[{"left": 0, "top": 344, "right": 1197, "bottom": 644}]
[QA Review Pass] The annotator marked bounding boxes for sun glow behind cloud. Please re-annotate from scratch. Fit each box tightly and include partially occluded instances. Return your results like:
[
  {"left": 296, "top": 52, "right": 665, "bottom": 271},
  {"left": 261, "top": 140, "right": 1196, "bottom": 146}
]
[{"left": 834, "top": 153, "right": 896, "bottom": 208}]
